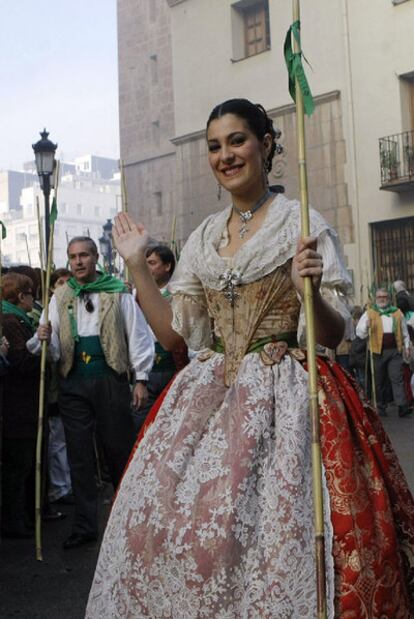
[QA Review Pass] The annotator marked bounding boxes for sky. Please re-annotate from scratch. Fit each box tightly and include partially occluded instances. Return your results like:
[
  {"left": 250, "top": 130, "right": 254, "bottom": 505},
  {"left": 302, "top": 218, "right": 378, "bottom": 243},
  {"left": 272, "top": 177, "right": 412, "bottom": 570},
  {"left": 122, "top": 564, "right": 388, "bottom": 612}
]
[{"left": 0, "top": 0, "right": 119, "bottom": 171}]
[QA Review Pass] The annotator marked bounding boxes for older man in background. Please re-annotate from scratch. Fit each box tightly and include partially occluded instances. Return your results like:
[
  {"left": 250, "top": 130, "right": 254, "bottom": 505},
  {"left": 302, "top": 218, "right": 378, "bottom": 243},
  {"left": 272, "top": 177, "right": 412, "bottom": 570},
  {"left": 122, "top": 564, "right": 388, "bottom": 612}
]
[{"left": 356, "top": 287, "right": 411, "bottom": 417}]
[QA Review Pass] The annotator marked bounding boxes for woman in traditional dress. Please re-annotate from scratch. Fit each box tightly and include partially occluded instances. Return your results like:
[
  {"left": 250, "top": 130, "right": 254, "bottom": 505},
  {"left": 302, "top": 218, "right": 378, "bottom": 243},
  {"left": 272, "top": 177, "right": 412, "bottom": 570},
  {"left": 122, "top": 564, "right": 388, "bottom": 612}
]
[{"left": 86, "top": 99, "right": 414, "bottom": 618}]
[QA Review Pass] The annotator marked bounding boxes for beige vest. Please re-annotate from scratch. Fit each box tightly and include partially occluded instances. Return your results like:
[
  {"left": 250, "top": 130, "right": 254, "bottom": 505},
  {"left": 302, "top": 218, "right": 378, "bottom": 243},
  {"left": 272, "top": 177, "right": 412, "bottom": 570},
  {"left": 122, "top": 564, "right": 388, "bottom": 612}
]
[
  {"left": 367, "top": 307, "right": 404, "bottom": 354},
  {"left": 54, "top": 284, "right": 129, "bottom": 378}
]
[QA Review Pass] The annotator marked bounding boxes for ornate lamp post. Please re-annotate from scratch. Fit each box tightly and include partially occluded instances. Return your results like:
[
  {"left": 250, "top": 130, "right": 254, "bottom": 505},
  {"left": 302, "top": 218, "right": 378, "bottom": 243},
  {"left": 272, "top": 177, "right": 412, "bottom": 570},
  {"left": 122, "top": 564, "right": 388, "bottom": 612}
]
[
  {"left": 98, "top": 219, "right": 114, "bottom": 274},
  {"left": 32, "top": 129, "right": 57, "bottom": 256}
]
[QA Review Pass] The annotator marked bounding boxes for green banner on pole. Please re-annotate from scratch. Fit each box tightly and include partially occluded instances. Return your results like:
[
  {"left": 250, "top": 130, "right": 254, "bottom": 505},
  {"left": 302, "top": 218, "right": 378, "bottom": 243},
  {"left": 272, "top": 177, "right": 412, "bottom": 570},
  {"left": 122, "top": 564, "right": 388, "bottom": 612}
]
[
  {"left": 50, "top": 197, "right": 58, "bottom": 225},
  {"left": 0, "top": 220, "right": 7, "bottom": 240},
  {"left": 284, "top": 20, "right": 315, "bottom": 116}
]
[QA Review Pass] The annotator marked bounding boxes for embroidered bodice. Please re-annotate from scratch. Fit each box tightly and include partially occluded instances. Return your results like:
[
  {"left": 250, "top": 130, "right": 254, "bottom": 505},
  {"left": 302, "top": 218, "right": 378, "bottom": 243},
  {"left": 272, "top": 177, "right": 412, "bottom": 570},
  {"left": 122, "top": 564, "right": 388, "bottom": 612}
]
[
  {"left": 204, "top": 263, "right": 300, "bottom": 384},
  {"left": 169, "top": 195, "right": 352, "bottom": 384}
]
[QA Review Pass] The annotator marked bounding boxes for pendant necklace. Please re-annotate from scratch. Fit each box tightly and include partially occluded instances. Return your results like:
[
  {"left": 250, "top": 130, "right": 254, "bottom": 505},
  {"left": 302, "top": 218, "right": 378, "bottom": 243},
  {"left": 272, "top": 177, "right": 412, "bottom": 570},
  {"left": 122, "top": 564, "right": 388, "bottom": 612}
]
[{"left": 232, "top": 189, "right": 272, "bottom": 239}]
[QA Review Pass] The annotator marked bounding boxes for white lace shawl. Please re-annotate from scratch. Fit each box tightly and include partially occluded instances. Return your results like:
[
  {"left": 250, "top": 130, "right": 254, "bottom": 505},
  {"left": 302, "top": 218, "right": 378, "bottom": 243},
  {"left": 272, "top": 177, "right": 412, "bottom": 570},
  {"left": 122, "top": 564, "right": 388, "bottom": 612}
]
[{"left": 169, "top": 194, "right": 352, "bottom": 350}]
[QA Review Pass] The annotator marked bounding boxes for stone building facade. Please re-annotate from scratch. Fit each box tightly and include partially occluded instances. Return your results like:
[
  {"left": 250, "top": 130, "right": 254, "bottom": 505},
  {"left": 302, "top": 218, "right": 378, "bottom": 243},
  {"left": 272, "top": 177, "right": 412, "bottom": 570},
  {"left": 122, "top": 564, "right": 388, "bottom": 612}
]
[
  {"left": 118, "top": 0, "right": 414, "bottom": 299},
  {"left": 117, "top": 0, "right": 176, "bottom": 243}
]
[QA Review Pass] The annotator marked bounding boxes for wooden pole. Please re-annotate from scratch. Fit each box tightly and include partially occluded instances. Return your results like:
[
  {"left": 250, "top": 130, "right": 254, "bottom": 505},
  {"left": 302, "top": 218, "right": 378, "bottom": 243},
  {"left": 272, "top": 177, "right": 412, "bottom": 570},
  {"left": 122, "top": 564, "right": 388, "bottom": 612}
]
[
  {"left": 119, "top": 159, "right": 129, "bottom": 281},
  {"left": 34, "top": 162, "right": 59, "bottom": 560},
  {"left": 0, "top": 235, "right": 3, "bottom": 340},
  {"left": 24, "top": 233, "right": 32, "bottom": 267},
  {"left": 292, "top": 2, "right": 327, "bottom": 616},
  {"left": 36, "top": 197, "right": 46, "bottom": 302}
]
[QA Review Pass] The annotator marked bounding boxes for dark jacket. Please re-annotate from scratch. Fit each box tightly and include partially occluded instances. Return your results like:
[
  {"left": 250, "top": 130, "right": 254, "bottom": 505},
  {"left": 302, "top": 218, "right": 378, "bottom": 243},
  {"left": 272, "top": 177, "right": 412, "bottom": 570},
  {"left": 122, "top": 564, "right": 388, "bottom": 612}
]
[
  {"left": 349, "top": 336, "right": 367, "bottom": 370},
  {"left": 1, "top": 314, "right": 40, "bottom": 439}
]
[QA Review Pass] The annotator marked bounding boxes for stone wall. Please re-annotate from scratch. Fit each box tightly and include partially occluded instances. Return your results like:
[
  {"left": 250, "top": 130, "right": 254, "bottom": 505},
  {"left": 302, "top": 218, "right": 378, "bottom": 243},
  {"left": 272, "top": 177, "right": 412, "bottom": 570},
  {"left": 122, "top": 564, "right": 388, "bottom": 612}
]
[{"left": 117, "top": 0, "right": 177, "bottom": 240}]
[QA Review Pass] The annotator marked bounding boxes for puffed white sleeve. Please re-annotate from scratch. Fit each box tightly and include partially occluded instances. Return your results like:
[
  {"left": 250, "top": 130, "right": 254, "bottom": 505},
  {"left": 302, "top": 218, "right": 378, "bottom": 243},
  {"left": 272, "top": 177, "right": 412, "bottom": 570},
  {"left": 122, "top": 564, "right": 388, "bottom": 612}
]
[
  {"left": 168, "top": 238, "right": 213, "bottom": 351},
  {"left": 120, "top": 293, "right": 155, "bottom": 381},
  {"left": 297, "top": 227, "right": 354, "bottom": 344},
  {"left": 26, "top": 294, "right": 61, "bottom": 362}
]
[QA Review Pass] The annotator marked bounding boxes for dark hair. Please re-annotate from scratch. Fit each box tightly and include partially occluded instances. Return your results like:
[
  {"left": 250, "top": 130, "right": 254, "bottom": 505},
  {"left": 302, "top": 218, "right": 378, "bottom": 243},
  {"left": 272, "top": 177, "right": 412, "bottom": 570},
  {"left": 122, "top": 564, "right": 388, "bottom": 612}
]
[
  {"left": 8, "top": 265, "right": 40, "bottom": 299},
  {"left": 206, "top": 98, "right": 280, "bottom": 173},
  {"left": 2, "top": 273, "right": 33, "bottom": 305},
  {"left": 50, "top": 268, "right": 71, "bottom": 290},
  {"left": 146, "top": 245, "right": 176, "bottom": 276},
  {"left": 67, "top": 236, "right": 98, "bottom": 256}
]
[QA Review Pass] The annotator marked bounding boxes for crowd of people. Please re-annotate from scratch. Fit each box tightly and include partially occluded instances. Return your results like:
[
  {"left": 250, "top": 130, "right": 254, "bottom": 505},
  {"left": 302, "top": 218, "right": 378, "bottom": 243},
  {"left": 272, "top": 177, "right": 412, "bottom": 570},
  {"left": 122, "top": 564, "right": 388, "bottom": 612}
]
[
  {"left": 0, "top": 243, "right": 183, "bottom": 547},
  {"left": 1, "top": 98, "right": 414, "bottom": 617}
]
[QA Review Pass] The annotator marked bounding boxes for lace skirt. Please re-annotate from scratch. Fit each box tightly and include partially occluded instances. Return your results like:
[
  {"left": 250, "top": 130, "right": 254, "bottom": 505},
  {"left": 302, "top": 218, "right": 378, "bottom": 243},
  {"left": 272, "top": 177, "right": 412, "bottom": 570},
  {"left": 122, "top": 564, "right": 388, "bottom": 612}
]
[{"left": 86, "top": 352, "right": 414, "bottom": 618}]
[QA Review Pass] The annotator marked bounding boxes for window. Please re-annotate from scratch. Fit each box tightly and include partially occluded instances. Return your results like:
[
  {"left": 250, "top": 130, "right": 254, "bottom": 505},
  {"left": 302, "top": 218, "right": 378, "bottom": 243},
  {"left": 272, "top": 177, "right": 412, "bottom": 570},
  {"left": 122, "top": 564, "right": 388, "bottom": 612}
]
[
  {"left": 60, "top": 203, "right": 67, "bottom": 215},
  {"left": 154, "top": 191, "right": 163, "bottom": 216},
  {"left": 231, "top": 0, "right": 270, "bottom": 61},
  {"left": 150, "top": 54, "right": 158, "bottom": 84},
  {"left": 77, "top": 204, "right": 82, "bottom": 215},
  {"left": 95, "top": 206, "right": 100, "bottom": 217},
  {"left": 371, "top": 217, "right": 414, "bottom": 289},
  {"left": 151, "top": 120, "right": 160, "bottom": 146}
]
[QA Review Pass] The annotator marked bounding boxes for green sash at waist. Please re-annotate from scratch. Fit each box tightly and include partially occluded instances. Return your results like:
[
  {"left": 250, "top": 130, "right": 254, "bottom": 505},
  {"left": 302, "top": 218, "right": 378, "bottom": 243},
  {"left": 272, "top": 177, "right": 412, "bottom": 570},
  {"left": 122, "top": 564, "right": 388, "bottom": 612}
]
[
  {"left": 211, "top": 331, "right": 298, "bottom": 354},
  {"left": 71, "top": 335, "right": 112, "bottom": 377}
]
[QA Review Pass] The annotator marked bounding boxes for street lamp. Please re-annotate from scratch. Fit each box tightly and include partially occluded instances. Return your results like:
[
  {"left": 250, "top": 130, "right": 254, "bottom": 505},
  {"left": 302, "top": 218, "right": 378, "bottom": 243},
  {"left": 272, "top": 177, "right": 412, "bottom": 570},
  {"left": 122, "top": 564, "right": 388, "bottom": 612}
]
[
  {"left": 32, "top": 129, "right": 57, "bottom": 257},
  {"left": 98, "top": 219, "right": 113, "bottom": 274}
]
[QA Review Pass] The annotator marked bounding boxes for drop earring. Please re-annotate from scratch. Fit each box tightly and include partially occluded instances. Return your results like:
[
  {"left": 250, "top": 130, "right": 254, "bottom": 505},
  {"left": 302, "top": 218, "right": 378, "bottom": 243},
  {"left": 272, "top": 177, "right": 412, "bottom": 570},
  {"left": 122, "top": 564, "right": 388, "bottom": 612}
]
[
  {"left": 263, "top": 161, "right": 269, "bottom": 187},
  {"left": 217, "top": 183, "right": 222, "bottom": 201}
]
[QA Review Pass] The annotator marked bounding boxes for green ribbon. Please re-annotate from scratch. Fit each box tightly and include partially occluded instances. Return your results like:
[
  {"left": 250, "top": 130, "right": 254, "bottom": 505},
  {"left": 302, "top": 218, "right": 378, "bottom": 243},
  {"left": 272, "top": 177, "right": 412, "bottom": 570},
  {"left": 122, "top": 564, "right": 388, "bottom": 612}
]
[
  {"left": 0, "top": 220, "right": 7, "bottom": 240},
  {"left": 67, "top": 272, "right": 127, "bottom": 296},
  {"left": 211, "top": 332, "right": 298, "bottom": 355},
  {"left": 1, "top": 300, "right": 35, "bottom": 333},
  {"left": 67, "top": 304, "right": 79, "bottom": 342},
  {"left": 50, "top": 197, "right": 58, "bottom": 225},
  {"left": 284, "top": 20, "right": 315, "bottom": 116}
]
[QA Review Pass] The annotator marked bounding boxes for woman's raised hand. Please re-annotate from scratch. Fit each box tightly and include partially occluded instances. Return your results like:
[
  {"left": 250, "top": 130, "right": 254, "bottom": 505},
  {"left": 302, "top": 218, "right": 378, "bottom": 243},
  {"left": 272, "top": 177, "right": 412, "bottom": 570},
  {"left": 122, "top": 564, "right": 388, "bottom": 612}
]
[
  {"left": 291, "top": 236, "right": 323, "bottom": 298},
  {"left": 113, "top": 213, "right": 150, "bottom": 267}
]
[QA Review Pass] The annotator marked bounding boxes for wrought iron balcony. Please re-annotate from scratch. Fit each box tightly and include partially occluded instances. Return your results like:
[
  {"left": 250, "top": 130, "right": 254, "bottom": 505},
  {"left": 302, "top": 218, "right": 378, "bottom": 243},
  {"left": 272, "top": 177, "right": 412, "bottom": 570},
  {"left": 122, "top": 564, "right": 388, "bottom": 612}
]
[{"left": 379, "top": 130, "right": 414, "bottom": 192}]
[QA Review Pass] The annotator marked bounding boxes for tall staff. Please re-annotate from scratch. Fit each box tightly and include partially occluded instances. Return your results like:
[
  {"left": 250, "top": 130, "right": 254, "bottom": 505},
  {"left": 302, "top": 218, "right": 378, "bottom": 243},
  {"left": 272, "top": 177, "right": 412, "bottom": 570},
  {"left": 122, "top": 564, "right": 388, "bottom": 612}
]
[
  {"left": 34, "top": 162, "right": 60, "bottom": 560},
  {"left": 119, "top": 159, "right": 129, "bottom": 281},
  {"left": 36, "top": 197, "right": 46, "bottom": 300},
  {"left": 285, "top": 3, "right": 327, "bottom": 616},
  {"left": 0, "top": 221, "right": 7, "bottom": 338}
]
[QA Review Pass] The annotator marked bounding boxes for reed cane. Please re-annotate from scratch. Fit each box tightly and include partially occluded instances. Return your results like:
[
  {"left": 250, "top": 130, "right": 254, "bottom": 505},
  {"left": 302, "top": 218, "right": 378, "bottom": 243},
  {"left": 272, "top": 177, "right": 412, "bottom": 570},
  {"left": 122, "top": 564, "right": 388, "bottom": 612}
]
[
  {"left": 291, "top": 2, "right": 327, "bottom": 616},
  {"left": 35, "top": 162, "right": 59, "bottom": 560},
  {"left": 36, "top": 197, "right": 46, "bottom": 301},
  {"left": 368, "top": 324, "right": 378, "bottom": 411},
  {"left": 119, "top": 159, "right": 130, "bottom": 282}
]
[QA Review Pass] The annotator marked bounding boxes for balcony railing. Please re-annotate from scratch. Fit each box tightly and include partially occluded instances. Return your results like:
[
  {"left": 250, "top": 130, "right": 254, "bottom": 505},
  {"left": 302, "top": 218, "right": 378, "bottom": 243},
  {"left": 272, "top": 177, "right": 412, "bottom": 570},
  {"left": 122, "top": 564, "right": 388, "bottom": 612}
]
[{"left": 379, "top": 130, "right": 414, "bottom": 192}]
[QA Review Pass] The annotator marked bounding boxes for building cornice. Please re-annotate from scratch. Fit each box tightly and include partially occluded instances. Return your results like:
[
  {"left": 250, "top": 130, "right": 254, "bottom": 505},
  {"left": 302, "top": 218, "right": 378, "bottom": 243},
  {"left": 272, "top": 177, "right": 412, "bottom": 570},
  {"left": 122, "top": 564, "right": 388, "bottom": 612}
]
[
  {"left": 123, "top": 151, "right": 176, "bottom": 168},
  {"left": 165, "top": 0, "right": 187, "bottom": 7},
  {"left": 171, "top": 91, "right": 341, "bottom": 145}
]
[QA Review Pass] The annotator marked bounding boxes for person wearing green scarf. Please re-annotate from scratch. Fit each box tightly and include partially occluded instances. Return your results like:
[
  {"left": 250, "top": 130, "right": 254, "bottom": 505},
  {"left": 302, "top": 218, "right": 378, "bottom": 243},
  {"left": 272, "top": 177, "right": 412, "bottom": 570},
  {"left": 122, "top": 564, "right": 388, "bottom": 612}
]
[
  {"left": 27, "top": 236, "right": 154, "bottom": 549},
  {"left": 356, "top": 287, "right": 412, "bottom": 418},
  {"left": 0, "top": 272, "right": 50, "bottom": 538}
]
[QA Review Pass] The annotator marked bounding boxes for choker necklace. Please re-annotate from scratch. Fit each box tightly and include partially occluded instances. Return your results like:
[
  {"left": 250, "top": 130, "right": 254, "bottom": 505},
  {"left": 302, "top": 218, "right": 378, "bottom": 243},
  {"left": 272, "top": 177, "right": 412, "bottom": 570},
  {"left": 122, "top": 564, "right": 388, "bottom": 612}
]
[{"left": 232, "top": 189, "right": 272, "bottom": 239}]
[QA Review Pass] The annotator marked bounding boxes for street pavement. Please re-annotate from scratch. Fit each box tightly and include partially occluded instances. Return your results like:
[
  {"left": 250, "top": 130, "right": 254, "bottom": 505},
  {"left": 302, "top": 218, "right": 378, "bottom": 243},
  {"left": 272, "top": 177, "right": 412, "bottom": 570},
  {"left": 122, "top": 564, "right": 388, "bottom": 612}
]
[
  {"left": 0, "top": 410, "right": 413, "bottom": 619},
  {"left": 0, "top": 485, "right": 112, "bottom": 619}
]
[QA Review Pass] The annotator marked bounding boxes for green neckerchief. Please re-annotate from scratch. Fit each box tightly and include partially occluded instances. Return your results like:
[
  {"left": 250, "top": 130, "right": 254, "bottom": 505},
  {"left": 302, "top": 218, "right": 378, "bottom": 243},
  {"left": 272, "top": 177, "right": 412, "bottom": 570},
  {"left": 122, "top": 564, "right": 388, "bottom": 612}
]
[
  {"left": 66, "top": 273, "right": 127, "bottom": 341},
  {"left": 1, "top": 300, "right": 34, "bottom": 333},
  {"left": 372, "top": 303, "right": 399, "bottom": 338},
  {"left": 67, "top": 272, "right": 127, "bottom": 296},
  {"left": 372, "top": 304, "right": 398, "bottom": 317}
]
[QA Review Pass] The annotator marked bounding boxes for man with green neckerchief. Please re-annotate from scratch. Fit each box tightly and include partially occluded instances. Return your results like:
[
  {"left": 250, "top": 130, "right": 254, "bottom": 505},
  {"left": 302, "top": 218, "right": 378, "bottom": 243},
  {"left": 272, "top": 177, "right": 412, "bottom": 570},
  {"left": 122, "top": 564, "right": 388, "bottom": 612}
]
[
  {"left": 28, "top": 237, "right": 154, "bottom": 549},
  {"left": 356, "top": 287, "right": 411, "bottom": 418}
]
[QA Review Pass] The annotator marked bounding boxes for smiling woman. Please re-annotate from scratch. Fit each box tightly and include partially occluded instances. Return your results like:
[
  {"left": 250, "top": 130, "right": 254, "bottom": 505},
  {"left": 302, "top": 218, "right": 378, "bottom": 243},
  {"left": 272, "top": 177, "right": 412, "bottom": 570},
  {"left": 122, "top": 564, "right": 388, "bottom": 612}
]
[{"left": 86, "top": 99, "right": 414, "bottom": 619}]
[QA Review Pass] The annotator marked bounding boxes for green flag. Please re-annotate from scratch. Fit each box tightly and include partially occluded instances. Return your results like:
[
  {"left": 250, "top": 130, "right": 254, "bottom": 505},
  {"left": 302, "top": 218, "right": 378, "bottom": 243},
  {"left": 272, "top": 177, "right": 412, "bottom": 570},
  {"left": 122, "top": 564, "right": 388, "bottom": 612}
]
[
  {"left": 0, "top": 220, "right": 7, "bottom": 240},
  {"left": 284, "top": 20, "right": 315, "bottom": 116},
  {"left": 50, "top": 197, "right": 58, "bottom": 225}
]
